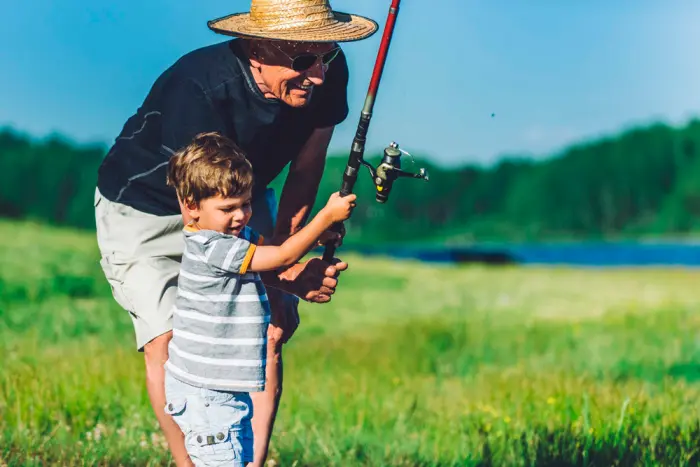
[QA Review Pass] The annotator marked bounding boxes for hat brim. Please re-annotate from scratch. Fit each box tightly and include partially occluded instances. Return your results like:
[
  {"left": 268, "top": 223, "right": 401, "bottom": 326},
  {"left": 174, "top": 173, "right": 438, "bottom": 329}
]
[{"left": 208, "top": 11, "right": 378, "bottom": 43}]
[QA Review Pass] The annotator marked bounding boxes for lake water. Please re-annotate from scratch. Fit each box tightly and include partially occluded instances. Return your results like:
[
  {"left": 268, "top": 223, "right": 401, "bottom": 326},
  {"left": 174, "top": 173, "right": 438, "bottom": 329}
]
[{"left": 338, "top": 242, "right": 700, "bottom": 267}]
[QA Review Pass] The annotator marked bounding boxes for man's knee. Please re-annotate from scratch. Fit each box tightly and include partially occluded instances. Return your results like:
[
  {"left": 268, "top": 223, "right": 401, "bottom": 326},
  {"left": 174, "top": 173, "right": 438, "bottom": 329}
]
[
  {"left": 267, "top": 289, "right": 300, "bottom": 345},
  {"left": 143, "top": 331, "right": 173, "bottom": 382},
  {"left": 267, "top": 323, "right": 285, "bottom": 353},
  {"left": 265, "top": 325, "right": 284, "bottom": 394}
]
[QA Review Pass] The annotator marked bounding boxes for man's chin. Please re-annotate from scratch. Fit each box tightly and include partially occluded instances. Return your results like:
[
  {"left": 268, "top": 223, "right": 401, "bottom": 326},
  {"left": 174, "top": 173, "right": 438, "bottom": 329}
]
[
  {"left": 283, "top": 93, "right": 313, "bottom": 108},
  {"left": 286, "top": 99, "right": 311, "bottom": 108}
]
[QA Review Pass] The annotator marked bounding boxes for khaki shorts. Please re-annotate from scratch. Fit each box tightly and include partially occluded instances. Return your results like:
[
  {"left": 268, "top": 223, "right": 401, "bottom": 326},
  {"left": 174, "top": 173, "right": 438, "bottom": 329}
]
[{"left": 94, "top": 187, "right": 290, "bottom": 351}]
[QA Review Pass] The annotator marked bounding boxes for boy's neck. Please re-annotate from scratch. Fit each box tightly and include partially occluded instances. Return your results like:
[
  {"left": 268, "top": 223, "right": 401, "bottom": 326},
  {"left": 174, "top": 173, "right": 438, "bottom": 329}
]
[
  {"left": 184, "top": 220, "right": 201, "bottom": 233},
  {"left": 185, "top": 220, "right": 244, "bottom": 237}
]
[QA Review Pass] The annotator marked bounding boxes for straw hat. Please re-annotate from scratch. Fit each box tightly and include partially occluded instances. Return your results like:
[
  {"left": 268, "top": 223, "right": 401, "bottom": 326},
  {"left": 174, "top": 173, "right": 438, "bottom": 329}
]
[{"left": 208, "top": 0, "right": 379, "bottom": 43}]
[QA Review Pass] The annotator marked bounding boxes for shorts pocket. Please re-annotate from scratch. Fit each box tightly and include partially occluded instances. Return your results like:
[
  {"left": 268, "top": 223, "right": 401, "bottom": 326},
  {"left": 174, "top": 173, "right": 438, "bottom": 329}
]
[
  {"left": 187, "top": 391, "right": 253, "bottom": 464},
  {"left": 99, "top": 254, "right": 126, "bottom": 284},
  {"left": 164, "top": 396, "right": 187, "bottom": 417},
  {"left": 188, "top": 425, "right": 245, "bottom": 465},
  {"left": 164, "top": 394, "right": 196, "bottom": 451},
  {"left": 99, "top": 254, "right": 136, "bottom": 315}
]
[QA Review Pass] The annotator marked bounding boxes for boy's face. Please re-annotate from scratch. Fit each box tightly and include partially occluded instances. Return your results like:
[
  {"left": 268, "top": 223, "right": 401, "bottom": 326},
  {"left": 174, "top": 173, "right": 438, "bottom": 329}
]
[{"left": 185, "top": 191, "right": 253, "bottom": 237}]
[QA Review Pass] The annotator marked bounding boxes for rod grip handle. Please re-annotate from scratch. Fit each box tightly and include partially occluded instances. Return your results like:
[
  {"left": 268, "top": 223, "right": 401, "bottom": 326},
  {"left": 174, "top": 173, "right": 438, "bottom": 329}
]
[
  {"left": 321, "top": 235, "right": 338, "bottom": 263},
  {"left": 321, "top": 185, "right": 353, "bottom": 263}
]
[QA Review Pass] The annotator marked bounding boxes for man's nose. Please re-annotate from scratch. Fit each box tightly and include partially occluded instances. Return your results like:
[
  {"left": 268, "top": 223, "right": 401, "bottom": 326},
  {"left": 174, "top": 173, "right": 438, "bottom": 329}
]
[{"left": 305, "top": 60, "right": 326, "bottom": 85}]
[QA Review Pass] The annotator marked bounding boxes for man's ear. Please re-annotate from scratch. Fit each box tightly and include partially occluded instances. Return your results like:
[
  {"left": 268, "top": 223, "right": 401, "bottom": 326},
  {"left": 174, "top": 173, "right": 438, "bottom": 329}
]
[
  {"left": 249, "top": 54, "right": 262, "bottom": 69},
  {"left": 247, "top": 40, "right": 265, "bottom": 68}
]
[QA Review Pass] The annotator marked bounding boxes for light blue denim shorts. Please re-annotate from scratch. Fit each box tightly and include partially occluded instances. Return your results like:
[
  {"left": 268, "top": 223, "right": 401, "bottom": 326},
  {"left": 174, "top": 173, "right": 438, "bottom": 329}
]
[{"left": 164, "top": 371, "right": 254, "bottom": 466}]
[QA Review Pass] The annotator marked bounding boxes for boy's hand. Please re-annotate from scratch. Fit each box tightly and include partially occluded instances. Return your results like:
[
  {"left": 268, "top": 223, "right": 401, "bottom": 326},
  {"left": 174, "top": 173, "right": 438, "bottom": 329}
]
[{"left": 324, "top": 192, "right": 357, "bottom": 223}]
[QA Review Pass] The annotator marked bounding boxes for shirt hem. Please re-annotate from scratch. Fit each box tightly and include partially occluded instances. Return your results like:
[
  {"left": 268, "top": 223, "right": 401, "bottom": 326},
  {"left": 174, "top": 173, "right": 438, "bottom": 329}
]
[{"left": 165, "top": 362, "right": 266, "bottom": 393}]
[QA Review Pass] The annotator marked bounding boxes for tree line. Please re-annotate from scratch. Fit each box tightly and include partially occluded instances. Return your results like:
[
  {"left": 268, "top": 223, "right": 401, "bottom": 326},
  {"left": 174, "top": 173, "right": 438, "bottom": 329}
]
[{"left": 2, "top": 118, "right": 700, "bottom": 244}]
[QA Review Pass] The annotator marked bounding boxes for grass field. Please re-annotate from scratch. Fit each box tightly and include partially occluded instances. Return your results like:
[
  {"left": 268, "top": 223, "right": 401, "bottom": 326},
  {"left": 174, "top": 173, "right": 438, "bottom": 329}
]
[{"left": 3, "top": 219, "right": 700, "bottom": 466}]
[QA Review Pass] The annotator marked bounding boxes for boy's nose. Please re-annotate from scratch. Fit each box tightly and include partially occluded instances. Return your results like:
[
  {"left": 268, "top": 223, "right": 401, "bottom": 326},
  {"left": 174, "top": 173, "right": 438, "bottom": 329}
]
[{"left": 232, "top": 209, "right": 246, "bottom": 222}]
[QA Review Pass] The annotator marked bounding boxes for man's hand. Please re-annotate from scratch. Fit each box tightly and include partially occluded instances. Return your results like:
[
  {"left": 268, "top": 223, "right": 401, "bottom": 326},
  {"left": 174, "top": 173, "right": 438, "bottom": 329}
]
[
  {"left": 264, "top": 256, "right": 348, "bottom": 304},
  {"left": 259, "top": 256, "right": 347, "bottom": 344},
  {"left": 282, "top": 256, "right": 348, "bottom": 303}
]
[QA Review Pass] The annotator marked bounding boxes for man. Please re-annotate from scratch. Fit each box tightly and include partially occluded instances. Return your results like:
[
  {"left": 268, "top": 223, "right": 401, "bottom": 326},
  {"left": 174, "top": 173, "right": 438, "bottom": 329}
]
[{"left": 94, "top": 1, "right": 378, "bottom": 465}]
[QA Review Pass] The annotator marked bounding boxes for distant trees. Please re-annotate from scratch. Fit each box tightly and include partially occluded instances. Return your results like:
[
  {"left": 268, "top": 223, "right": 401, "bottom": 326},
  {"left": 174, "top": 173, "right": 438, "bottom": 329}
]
[
  {"left": 2, "top": 118, "right": 700, "bottom": 243},
  {"left": 0, "top": 130, "right": 105, "bottom": 229}
]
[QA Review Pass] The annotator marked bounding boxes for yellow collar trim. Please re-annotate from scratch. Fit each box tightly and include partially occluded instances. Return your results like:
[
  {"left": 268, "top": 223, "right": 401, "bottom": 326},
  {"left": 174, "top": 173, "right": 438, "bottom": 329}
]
[{"left": 183, "top": 221, "right": 200, "bottom": 233}]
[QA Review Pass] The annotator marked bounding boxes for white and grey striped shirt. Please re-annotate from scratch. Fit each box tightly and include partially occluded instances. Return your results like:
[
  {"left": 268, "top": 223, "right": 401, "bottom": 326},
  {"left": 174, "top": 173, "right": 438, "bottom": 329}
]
[{"left": 164, "top": 223, "right": 270, "bottom": 392}]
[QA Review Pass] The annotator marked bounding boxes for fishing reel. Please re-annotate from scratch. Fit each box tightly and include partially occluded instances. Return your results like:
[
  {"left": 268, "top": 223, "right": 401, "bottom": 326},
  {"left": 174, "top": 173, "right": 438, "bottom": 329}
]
[{"left": 358, "top": 142, "right": 430, "bottom": 203}]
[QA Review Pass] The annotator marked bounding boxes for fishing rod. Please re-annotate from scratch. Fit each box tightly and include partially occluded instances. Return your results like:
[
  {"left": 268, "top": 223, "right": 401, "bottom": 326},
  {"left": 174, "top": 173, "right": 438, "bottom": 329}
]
[{"left": 322, "top": 0, "right": 429, "bottom": 263}]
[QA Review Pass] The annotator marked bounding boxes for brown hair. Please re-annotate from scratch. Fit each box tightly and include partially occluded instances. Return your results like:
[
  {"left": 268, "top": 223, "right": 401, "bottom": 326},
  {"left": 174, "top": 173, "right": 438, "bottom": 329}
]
[{"left": 166, "top": 132, "right": 254, "bottom": 207}]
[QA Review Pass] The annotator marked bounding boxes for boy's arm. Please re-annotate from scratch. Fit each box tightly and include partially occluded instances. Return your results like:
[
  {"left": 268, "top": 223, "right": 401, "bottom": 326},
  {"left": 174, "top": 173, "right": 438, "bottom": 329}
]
[
  {"left": 248, "top": 209, "right": 334, "bottom": 272},
  {"left": 207, "top": 193, "right": 354, "bottom": 276}
]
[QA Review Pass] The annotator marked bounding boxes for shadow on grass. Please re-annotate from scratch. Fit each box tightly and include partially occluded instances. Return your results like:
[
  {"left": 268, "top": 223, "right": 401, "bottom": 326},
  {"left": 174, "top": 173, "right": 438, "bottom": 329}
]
[
  {"left": 606, "top": 360, "right": 700, "bottom": 386},
  {"left": 268, "top": 423, "right": 700, "bottom": 467},
  {"left": 4, "top": 420, "right": 700, "bottom": 467},
  {"left": 667, "top": 363, "right": 700, "bottom": 383},
  {"left": 476, "top": 422, "right": 700, "bottom": 467}
]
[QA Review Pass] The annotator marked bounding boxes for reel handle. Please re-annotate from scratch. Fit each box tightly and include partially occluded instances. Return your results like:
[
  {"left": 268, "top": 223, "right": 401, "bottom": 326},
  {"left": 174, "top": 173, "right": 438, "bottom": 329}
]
[{"left": 321, "top": 143, "right": 429, "bottom": 263}]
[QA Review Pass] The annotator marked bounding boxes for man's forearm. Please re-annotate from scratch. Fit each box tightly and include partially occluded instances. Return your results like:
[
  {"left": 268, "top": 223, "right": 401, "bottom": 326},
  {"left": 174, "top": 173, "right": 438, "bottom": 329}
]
[
  {"left": 262, "top": 127, "right": 335, "bottom": 297},
  {"left": 271, "top": 127, "right": 333, "bottom": 245},
  {"left": 271, "top": 169, "right": 323, "bottom": 245},
  {"left": 259, "top": 170, "right": 325, "bottom": 298},
  {"left": 258, "top": 165, "right": 320, "bottom": 295}
]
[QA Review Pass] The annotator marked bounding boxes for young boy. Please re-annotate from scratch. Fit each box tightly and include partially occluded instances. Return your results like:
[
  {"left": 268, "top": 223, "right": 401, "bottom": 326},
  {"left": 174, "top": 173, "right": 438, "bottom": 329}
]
[{"left": 162, "top": 132, "right": 356, "bottom": 466}]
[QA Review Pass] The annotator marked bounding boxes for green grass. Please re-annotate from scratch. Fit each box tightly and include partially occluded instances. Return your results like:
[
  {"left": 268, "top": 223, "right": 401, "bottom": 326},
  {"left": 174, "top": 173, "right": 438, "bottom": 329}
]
[{"left": 3, "top": 219, "right": 700, "bottom": 466}]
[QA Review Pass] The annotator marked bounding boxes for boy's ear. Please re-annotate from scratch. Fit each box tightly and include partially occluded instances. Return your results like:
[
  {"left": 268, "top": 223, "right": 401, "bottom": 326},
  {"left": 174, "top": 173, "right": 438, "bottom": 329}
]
[{"left": 179, "top": 195, "right": 200, "bottom": 219}]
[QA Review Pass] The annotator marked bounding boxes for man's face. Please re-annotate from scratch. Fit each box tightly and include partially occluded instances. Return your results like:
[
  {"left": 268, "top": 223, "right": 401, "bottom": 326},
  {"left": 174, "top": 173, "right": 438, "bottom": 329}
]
[
  {"left": 249, "top": 40, "right": 340, "bottom": 107},
  {"left": 186, "top": 191, "right": 253, "bottom": 237}
]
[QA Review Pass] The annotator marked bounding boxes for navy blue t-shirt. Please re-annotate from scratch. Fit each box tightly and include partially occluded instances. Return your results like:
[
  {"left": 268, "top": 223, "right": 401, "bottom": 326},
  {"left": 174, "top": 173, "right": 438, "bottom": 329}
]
[{"left": 97, "top": 39, "right": 349, "bottom": 216}]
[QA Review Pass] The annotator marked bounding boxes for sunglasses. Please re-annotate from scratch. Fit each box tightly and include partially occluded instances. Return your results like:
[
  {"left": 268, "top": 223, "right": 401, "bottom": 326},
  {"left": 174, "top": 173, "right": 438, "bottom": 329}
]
[{"left": 269, "top": 42, "right": 342, "bottom": 72}]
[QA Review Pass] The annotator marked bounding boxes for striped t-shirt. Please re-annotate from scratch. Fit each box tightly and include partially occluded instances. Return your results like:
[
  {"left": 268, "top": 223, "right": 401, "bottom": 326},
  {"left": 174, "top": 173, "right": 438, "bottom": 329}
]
[{"left": 164, "top": 222, "right": 270, "bottom": 392}]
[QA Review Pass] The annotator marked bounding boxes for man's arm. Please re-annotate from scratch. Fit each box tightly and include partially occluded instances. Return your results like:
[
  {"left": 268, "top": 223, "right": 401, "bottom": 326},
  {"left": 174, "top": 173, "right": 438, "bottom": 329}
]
[
  {"left": 261, "top": 47, "right": 350, "bottom": 300},
  {"left": 274, "top": 126, "right": 335, "bottom": 244},
  {"left": 259, "top": 126, "right": 337, "bottom": 296}
]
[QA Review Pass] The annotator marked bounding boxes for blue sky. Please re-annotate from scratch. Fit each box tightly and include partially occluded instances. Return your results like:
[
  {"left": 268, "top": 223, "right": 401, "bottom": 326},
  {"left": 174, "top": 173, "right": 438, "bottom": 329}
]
[{"left": 2, "top": 0, "right": 699, "bottom": 167}]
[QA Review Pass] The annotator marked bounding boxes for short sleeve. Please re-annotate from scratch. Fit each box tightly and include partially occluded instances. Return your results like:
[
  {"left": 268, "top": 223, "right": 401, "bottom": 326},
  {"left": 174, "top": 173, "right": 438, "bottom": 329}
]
[
  {"left": 160, "top": 77, "right": 228, "bottom": 152},
  {"left": 207, "top": 228, "right": 264, "bottom": 275},
  {"left": 241, "top": 226, "right": 265, "bottom": 247},
  {"left": 310, "top": 48, "right": 350, "bottom": 129}
]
